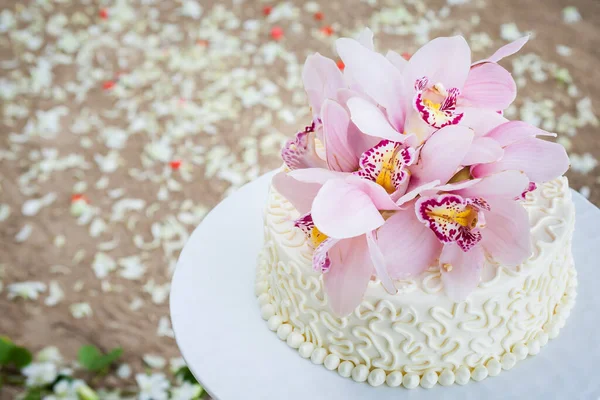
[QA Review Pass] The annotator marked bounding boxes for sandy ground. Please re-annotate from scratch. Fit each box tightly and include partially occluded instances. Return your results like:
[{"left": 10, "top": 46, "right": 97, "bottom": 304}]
[{"left": 1, "top": 0, "right": 599, "bottom": 398}]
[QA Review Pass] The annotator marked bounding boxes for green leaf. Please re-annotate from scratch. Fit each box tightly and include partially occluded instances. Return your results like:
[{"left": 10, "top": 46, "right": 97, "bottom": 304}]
[
  {"left": 77, "top": 345, "right": 123, "bottom": 372},
  {"left": 0, "top": 337, "right": 32, "bottom": 368},
  {"left": 0, "top": 337, "right": 15, "bottom": 365},
  {"left": 10, "top": 346, "right": 32, "bottom": 368},
  {"left": 77, "top": 345, "right": 102, "bottom": 370},
  {"left": 175, "top": 366, "right": 198, "bottom": 384},
  {"left": 23, "top": 388, "right": 44, "bottom": 400}
]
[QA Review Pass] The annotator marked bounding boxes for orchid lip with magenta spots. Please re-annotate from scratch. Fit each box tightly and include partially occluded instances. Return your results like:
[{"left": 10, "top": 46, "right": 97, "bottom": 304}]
[{"left": 273, "top": 28, "right": 570, "bottom": 315}]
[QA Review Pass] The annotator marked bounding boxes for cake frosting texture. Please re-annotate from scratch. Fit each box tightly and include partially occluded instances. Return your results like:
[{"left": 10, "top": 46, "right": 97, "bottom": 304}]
[{"left": 255, "top": 177, "right": 576, "bottom": 388}]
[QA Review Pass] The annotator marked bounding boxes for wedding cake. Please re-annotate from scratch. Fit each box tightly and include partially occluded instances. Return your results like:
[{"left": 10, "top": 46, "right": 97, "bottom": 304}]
[{"left": 255, "top": 29, "right": 574, "bottom": 389}]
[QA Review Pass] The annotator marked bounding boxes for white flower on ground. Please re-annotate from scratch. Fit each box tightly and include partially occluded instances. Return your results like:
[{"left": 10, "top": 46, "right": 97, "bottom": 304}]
[
  {"left": 170, "top": 382, "right": 203, "bottom": 400},
  {"left": 37, "top": 346, "right": 63, "bottom": 363},
  {"left": 7, "top": 281, "right": 46, "bottom": 300},
  {"left": 169, "top": 357, "right": 186, "bottom": 374},
  {"left": 70, "top": 302, "right": 92, "bottom": 319},
  {"left": 22, "top": 362, "right": 58, "bottom": 387},
  {"left": 143, "top": 354, "right": 166, "bottom": 369},
  {"left": 180, "top": 0, "right": 202, "bottom": 19},
  {"left": 562, "top": 6, "right": 582, "bottom": 23},
  {"left": 117, "top": 363, "right": 132, "bottom": 379},
  {"left": 42, "top": 379, "right": 85, "bottom": 400},
  {"left": 136, "top": 373, "right": 170, "bottom": 400}
]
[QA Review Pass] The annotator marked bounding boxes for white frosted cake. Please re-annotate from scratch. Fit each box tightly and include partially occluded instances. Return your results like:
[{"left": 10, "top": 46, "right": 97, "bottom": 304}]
[
  {"left": 255, "top": 30, "right": 574, "bottom": 389},
  {"left": 256, "top": 177, "right": 575, "bottom": 388}
]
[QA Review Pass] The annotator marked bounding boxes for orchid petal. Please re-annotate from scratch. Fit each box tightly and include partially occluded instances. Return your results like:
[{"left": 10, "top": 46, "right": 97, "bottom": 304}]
[
  {"left": 395, "top": 180, "right": 440, "bottom": 206},
  {"left": 474, "top": 35, "right": 530, "bottom": 65},
  {"left": 366, "top": 230, "right": 396, "bottom": 294},
  {"left": 386, "top": 50, "right": 408, "bottom": 72},
  {"left": 356, "top": 28, "right": 374, "bottom": 50},
  {"left": 462, "top": 137, "right": 504, "bottom": 165},
  {"left": 485, "top": 121, "right": 555, "bottom": 147},
  {"left": 281, "top": 129, "right": 327, "bottom": 171},
  {"left": 336, "top": 88, "right": 372, "bottom": 106},
  {"left": 461, "top": 63, "right": 516, "bottom": 110},
  {"left": 413, "top": 88, "right": 464, "bottom": 129},
  {"left": 272, "top": 172, "right": 320, "bottom": 214},
  {"left": 311, "top": 179, "right": 386, "bottom": 239},
  {"left": 288, "top": 168, "right": 348, "bottom": 184},
  {"left": 402, "top": 110, "right": 436, "bottom": 144},
  {"left": 377, "top": 208, "right": 442, "bottom": 278},
  {"left": 418, "top": 177, "right": 481, "bottom": 198},
  {"left": 404, "top": 36, "right": 472, "bottom": 92},
  {"left": 323, "top": 236, "right": 374, "bottom": 316},
  {"left": 336, "top": 38, "right": 407, "bottom": 130},
  {"left": 455, "top": 170, "right": 529, "bottom": 199},
  {"left": 321, "top": 99, "right": 360, "bottom": 172},
  {"left": 440, "top": 243, "right": 484, "bottom": 301},
  {"left": 313, "top": 237, "right": 339, "bottom": 273},
  {"left": 471, "top": 138, "right": 570, "bottom": 182},
  {"left": 345, "top": 175, "right": 399, "bottom": 210},
  {"left": 347, "top": 97, "right": 405, "bottom": 142},
  {"left": 411, "top": 125, "right": 474, "bottom": 186},
  {"left": 480, "top": 197, "right": 531, "bottom": 267},
  {"left": 460, "top": 108, "right": 508, "bottom": 137},
  {"left": 355, "top": 140, "right": 413, "bottom": 193},
  {"left": 415, "top": 194, "right": 481, "bottom": 246},
  {"left": 302, "top": 53, "right": 345, "bottom": 120}
]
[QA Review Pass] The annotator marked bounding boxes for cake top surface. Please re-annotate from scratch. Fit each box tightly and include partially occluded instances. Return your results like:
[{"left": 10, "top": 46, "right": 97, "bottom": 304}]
[{"left": 272, "top": 28, "right": 570, "bottom": 316}]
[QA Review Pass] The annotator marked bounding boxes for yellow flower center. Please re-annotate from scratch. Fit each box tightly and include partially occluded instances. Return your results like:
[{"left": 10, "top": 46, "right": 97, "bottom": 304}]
[
  {"left": 310, "top": 226, "right": 328, "bottom": 247},
  {"left": 375, "top": 146, "right": 402, "bottom": 194},
  {"left": 427, "top": 205, "right": 478, "bottom": 229},
  {"left": 448, "top": 167, "right": 472, "bottom": 184},
  {"left": 375, "top": 161, "right": 396, "bottom": 194},
  {"left": 423, "top": 99, "right": 442, "bottom": 110}
]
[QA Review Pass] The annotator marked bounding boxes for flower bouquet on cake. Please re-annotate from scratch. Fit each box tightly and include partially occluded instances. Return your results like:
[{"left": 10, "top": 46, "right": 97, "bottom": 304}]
[{"left": 257, "top": 29, "right": 575, "bottom": 389}]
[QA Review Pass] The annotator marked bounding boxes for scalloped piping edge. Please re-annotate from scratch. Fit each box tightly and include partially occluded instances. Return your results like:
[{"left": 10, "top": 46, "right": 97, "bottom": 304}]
[{"left": 254, "top": 261, "right": 577, "bottom": 389}]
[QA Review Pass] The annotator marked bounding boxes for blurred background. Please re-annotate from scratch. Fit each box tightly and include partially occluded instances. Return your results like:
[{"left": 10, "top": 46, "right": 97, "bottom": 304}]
[{"left": 1, "top": 0, "right": 598, "bottom": 398}]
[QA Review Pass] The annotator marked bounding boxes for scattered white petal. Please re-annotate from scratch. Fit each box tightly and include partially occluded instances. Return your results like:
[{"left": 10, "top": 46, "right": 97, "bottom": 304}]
[
  {"left": 8, "top": 281, "right": 46, "bottom": 300},
  {"left": 136, "top": 373, "right": 170, "bottom": 400},
  {"left": 562, "top": 6, "right": 582, "bottom": 23},
  {"left": 22, "top": 193, "right": 57, "bottom": 216},
  {"left": 117, "top": 363, "right": 132, "bottom": 379},
  {"left": 169, "top": 357, "right": 187, "bottom": 374},
  {"left": 118, "top": 255, "right": 146, "bottom": 280},
  {"left": 36, "top": 347, "right": 63, "bottom": 363},
  {"left": 15, "top": 224, "right": 33, "bottom": 242},
  {"left": 143, "top": 354, "right": 167, "bottom": 369},
  {"left": 157, "top": 316, "right": 175, "bottom": 338},
  {"left": 570, "top": 153, "right": 598, "bottom": 174},
  {"left": 70, "top": 302, "right": 93, "bottom": 319},
  {"left": 180, "top": 1, "right": 203, "bottom": 19},
  {"left": 45, "top": 281, "right": 64, "bottom": 306},
  {"left": 22, "top": 362, "right": 58, "bottom": 387},
  {"left": 92, "top": 252, "right": 117, "bottom": 279},
  {"left": 556, "top": 45, "right": 572, "bottom": 57},
  {"left": 500, "top": 23, "right": 522, "bottom": 41}
]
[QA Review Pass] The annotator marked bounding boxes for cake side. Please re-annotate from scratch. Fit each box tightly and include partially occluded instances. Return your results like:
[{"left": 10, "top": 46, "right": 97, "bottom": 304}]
[{"left": 255, "top": 177, "right": 576, "bottom": 388}]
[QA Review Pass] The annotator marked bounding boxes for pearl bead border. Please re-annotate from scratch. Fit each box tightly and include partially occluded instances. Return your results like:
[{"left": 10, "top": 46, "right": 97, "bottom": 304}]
[{"left": 255, "top": 266, "right": 577, "bottom": 389}]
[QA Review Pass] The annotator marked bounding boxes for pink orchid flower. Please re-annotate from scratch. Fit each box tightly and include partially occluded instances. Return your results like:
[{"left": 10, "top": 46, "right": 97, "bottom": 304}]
[
  {"left": 468, "top": 121, "right": 570, "bottom": 184},
  {"left": 337, "top": 35, "right": 523, "bottom": 144},
  {"left": 273, "top": 124, "right": 477, "bottom": 314},
  {"left": 376, "top": 170, "right": 532, "bottom": 301},
  {"left": 301, "top": 29, "right": 377, "bottom": 139},
  {"left": 273, "top": 172, "right": 400, "bottom": 317}
]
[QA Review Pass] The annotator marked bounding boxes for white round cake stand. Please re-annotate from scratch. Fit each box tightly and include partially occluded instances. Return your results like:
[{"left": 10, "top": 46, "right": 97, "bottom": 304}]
[{"left": 170, "top": 171, "right": 600, "bottom": 400}]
